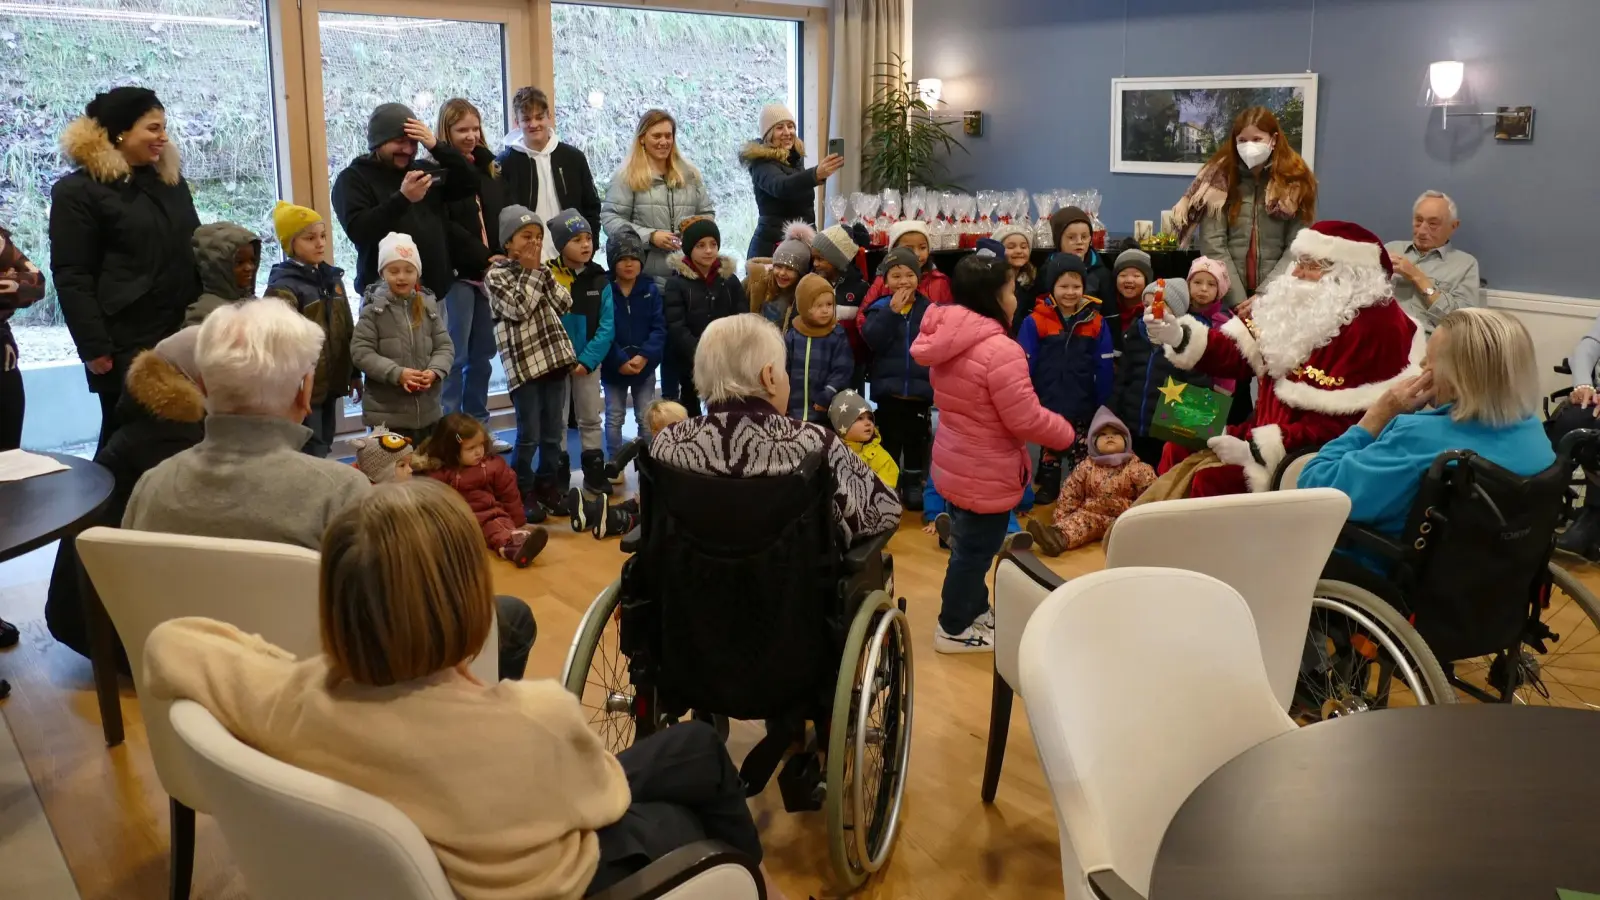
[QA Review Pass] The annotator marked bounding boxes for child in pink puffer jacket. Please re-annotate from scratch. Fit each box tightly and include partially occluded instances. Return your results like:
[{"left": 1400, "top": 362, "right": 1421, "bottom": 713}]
[{"left": 912, "top": 254, "right": 1075, "bottom": 655}]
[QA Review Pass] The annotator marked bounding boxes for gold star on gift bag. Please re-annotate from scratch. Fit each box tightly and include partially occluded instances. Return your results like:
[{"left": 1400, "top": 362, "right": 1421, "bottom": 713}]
[{"left": 1149, "top": 377, "right": 1234, "bottom": 450}]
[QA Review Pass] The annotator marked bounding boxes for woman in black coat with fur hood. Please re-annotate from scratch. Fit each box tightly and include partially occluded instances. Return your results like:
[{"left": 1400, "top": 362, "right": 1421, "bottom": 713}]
[
  {"left": 740, "top": 103, "right": 844, "bottom": 258},
  {"left": 45, "top": 327, "right": 206, "bottom": 672},
  {"left": 49, "top": 87, "right": 201, "bottom": 447}
]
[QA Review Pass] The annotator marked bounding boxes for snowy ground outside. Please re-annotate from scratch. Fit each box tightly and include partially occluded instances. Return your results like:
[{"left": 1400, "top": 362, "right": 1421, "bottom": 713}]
[{"left": 11, "top": 324, "right": 78, "bottom": 368}]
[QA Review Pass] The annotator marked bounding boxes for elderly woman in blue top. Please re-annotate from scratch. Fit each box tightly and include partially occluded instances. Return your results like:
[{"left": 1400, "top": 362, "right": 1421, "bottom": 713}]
[{"left": 1300, "top": 309, "right": 1553, "bottom": 581}]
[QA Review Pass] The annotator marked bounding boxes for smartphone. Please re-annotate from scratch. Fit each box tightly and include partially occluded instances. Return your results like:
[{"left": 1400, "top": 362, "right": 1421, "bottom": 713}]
[{"left": 828, "top": 138, "right": 845, "bottom": 158}]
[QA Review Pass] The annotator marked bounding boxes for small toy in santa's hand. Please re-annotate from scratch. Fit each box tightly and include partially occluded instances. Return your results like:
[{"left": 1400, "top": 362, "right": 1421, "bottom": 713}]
[{"left": 1150, "top": 376, "right": 1232, "bottom": 450}]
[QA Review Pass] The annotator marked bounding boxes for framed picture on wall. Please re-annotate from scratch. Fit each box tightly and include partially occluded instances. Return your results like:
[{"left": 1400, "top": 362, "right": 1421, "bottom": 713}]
[{"left": 1110, "top": 73, "right": 1319, "bottom": 176}]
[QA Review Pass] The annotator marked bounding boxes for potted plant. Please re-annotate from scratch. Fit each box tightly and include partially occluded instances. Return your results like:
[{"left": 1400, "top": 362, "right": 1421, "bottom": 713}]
[{"left": 862, "top": 53, "right": 966, "bottom": 193}]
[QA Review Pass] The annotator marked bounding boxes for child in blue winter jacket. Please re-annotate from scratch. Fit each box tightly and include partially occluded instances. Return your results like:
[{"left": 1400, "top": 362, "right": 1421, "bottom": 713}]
[
  {"left": 600, "top": 229, "right": 666, "bottom": 457},
  {"left": 1017, "top": 252, "right": 1114, "bottom": 502},
  {"left": 550, "top": 208, "right": 614, "bottom": 494},
  {"left": 784, "top": 273, "right": 854, "bottom": 424},
  {"left": 861, "top": 246, "right": 933, "bottom": 509}
]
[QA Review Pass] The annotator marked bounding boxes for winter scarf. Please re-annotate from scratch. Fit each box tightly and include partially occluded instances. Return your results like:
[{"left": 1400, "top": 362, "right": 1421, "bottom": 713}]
[{"left": 1171, "top": 159, "right": 1309, "bottom": 246}]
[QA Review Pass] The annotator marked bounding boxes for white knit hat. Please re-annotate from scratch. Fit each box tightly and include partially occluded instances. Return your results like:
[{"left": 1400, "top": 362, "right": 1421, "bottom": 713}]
[
  {"left": 377, "top": 232, "right": 421, "bottom": 278},
  {"left": 990, "top": 223, "right": 1033, "bottom": 248},
  {"left": 759, "top": 102, "right": 796, "bottom": 140},
  {"left": 889, "top": 220, "right": 930, "bottom": 249}
]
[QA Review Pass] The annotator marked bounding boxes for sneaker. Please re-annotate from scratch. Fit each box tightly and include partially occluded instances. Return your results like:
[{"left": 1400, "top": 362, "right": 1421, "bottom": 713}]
[
  {"left": 524, "top": 501, "right": 547, "bottom": 525},
  {"left": 934, "top": 622, "right": 994, "bottom": 654},
  {"left": 1002, "top": 530, "right": 1034, "bottom": 554},
  {"left": 977, "top": 608, "right": 995, "bottom": 631},
  {"left": 594, "top": 503, "right": 639, "bottom": 539},
  {"left": 567, "top": 488, "right": 587, "bottom": 532},
  {"left": 489, "top": 436, "right": 513, "bottom": 455}
]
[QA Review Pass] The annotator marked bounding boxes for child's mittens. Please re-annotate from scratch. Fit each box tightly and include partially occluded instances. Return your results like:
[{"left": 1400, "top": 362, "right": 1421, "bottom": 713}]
[{"left": 1207, "top": 434, "right": 1255, "bottom": 468}]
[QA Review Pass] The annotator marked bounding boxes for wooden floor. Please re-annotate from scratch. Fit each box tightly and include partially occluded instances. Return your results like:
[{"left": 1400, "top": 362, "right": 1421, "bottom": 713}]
[{"left": 3, "top": 511, "right": 1598, "bottom": 900}]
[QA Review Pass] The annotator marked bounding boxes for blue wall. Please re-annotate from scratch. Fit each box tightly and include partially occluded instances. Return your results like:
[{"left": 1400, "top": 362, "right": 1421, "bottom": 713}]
[{"left": 913, "top": 0, "right": 1593, "bottom": 298}]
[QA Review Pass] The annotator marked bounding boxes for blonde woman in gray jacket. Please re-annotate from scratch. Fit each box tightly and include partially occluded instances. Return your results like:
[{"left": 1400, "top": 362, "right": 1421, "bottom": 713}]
[
  {"left": 351, "top": 232, "right": 454, "bottom": 443},
  {"left": 600, "top": 109, "right": 715, "bottom": 285}
]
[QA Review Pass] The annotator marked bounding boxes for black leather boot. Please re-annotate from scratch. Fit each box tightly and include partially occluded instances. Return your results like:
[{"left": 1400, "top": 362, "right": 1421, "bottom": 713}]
[
  {"left": 581, "top": 449, "right": 613, "bottom": 495},
  {"left": 1034, "top": 456, "right": 1062, "bottom": 506}
]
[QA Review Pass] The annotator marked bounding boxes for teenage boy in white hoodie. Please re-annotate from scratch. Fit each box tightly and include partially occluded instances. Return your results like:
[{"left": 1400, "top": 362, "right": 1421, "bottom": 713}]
[{"left": 494, "top": 86, "right": 602, "bottom": 262}]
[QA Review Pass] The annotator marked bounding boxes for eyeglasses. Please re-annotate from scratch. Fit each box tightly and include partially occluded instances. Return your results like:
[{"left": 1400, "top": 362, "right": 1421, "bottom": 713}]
[
  {"left": 1293, "top": 256, "right": 1333, "bottom": 273},
  {"left": 378, "top": 433, "right": 412, "bottom": 451}
]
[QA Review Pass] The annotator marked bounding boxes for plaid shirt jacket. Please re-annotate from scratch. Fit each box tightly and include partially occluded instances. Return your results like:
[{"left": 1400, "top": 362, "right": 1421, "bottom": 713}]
[{"left": 484, "top": 259, "right": 578, "bottom": 391}]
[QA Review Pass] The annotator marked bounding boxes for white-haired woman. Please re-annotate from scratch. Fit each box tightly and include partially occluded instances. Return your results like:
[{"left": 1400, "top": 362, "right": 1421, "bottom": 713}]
[
  {"left": 1301, "top": 308, "right": 1554, "bottom": 580},
  {"left": 122, "top": 297, "right": 371, "bottom": 547},
  {"left": 650, "top": 314, "right": 902, "bottom": 544}
]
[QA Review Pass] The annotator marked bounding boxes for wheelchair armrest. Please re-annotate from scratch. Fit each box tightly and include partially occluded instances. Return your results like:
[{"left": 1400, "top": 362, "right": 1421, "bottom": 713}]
[
  {"left": 1338, "top": 523, "right": 1406, "bottom": 561},
  {"left": 843, "top": 530, "right": 895, "bottom": 574},
  {"left": 1088, "top": 869, "right": 1147, "bottom": 900},
  {"left": 587, "top": 840, "right": 765, "bottom": 900}
]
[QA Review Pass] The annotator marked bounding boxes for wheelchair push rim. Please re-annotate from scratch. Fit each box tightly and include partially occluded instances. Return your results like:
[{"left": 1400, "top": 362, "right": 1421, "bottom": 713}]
[
  {"left": 1293, "top": 581, "right": 1454, "bottom": 724},
  {"left": 826, "top": 591, "right": 912, "bottom": 890},
  {"left": 1447, "top": 563, "right": 1600, "bottom": 710},
  {"left": 561, "top": 581, "right": 638, "bottom": 753}
]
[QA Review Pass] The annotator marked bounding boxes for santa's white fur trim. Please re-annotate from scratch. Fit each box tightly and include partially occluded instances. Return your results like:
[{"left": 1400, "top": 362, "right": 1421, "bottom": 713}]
[
  {"left": 1291, "top": 228, "right": 1383, "bottom": 271},
  {"left": 1164, "top": 317, "right": 1209, "bottom": 370},
  {"left": 1219, "top": 315, "right": 1265, "bottom": 376},
  {"left": 1242, "top": 423, "right": 1286, "bottom": 493},
  {"left": 1271, "top": 323, "right": 1427, "bottom": 415}
]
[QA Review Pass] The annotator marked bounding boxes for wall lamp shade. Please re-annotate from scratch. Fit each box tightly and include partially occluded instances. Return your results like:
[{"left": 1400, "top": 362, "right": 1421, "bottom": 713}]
[
  {"left": 1426, "top": 61, "right": 1466, "bottom": 104},
  {"left": 917, "top": 78, "right": 943, "bottom": 105}
]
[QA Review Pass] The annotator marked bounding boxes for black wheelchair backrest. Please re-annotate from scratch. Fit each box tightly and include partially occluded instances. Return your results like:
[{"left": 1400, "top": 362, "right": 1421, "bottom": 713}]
[
  {"left": 639, "top": 449, "right": 827, "bottom": 555},
  {"left": 1400, "top": 450, "right": 1570, "bottom": 661}
]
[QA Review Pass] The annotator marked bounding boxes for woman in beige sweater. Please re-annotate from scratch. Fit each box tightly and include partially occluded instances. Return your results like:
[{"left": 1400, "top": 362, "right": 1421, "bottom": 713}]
[{"left": 145, "top": 479, "right": 770, "bottom": 900}]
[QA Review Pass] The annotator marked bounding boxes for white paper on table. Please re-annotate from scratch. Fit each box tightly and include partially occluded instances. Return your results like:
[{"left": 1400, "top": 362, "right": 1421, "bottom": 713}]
[{"left": 0, "top": 449, "right": 70, "bottom": 483}]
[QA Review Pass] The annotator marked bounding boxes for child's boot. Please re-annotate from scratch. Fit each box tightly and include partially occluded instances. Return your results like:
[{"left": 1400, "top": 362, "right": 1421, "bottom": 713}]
[
  {"left": 1025, "top": 518, "right": 1067, "bottom": 557},
  {"left": 1034, "top": 456, "right": 1062, "bottom": 505},
  {"left": 569, "top": 487, "right": 605, "bottom": 532},
  {"left": 500, "top": 527, "right": 549, "bottom": 568},
  {"left": 581, "top": 449, "right": 613, "bottom": 496},
  {"left": 593, "top": 501, "right": 639, "bottom": 539},
  {"left": 900, "top": 470, "right": 924, "bottom": 513},
  {"left": 534, "top": 475, "right": 571, "bottom": 518}
]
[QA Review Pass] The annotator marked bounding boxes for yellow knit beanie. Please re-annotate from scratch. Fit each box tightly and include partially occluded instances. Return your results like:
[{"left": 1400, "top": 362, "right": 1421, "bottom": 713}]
[{"left": 272, "top": 200, "right": 322, "bottom": 249}]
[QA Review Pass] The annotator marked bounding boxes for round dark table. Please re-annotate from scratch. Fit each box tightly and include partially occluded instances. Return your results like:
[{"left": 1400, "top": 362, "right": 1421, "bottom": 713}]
[
  {"left": 0, "top": 452, "right": 123, "bottom": 745},
  {"left": 1151, "top": 705, "right": 1600, "bottom": 899}
]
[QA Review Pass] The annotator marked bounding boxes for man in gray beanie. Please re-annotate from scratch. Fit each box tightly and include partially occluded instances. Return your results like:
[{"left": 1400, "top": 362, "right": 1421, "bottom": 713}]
[{"left": 331, "top": 101, "right": 479, "bottom": 302}]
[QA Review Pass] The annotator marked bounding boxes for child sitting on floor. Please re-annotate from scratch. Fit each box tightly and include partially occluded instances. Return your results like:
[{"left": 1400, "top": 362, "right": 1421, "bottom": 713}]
[
  {"left": 828, "top": 390, "right": 897, "bottom": 489},
  {"left": 418, "top": 413, "right": 547, "bottom": 567},
  {"left": 1026, "top": 406, "right": 1155, "bottom": 556},
  {"left": 351, "top": 427, "right": 415, "bottom": 484},
  {"left": 577, "top": 399, "right": 690, "bottom": 540}
]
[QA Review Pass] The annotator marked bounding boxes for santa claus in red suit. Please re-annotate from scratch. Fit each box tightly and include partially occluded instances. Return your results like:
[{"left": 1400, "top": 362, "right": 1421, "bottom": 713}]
[{"left": 1146, "top": 220, "right": 1424, "bottom": 495}]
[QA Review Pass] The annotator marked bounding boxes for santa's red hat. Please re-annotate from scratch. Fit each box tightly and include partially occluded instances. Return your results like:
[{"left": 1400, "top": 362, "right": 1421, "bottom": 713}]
[{"left": 1288, "top": 220, "right": 1394, "bottom": 278}]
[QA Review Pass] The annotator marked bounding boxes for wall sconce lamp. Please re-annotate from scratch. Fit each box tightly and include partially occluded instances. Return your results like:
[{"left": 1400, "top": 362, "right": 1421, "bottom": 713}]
[
  {"left": 1421, "top": 60, "right": 1534, "bottom": 141},
  {"left": 916, "top": 77, "right": 985, "bottom": 137}
]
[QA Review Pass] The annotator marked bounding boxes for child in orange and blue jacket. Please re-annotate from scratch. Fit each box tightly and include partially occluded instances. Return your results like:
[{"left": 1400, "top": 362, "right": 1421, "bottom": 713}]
[{"left": 1016, "top": 252, "right": 1114, "bottom": 502}]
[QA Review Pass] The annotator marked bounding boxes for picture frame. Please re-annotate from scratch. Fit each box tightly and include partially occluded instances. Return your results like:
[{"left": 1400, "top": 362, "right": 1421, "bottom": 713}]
[{"left": 1110, "top": 73, "right": 1319, "bottom": 176}]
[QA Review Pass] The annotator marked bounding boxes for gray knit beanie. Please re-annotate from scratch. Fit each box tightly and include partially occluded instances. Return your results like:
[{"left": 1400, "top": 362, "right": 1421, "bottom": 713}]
[
  {"left": 1114, "top": 248, "right": 1154, "bottom": 283},
  {"left": 498, "top": 205, "right": 544, "bottom": 250},
  {"left": 772, "top": 237, "right": 812, "bottom": 273},
  {"left": 877, "top": 246, "right": 920, "bottom": 280},
  {"left": 352, "top": 428, "right": 414, "bottom": 484},
  {"left": 367, "top": 102, "right": 416, "bottom": 151},
  {"left": 1144, "top": 277, "right": 1191, "bottom": 318},
  {"left": 811, "top": 225, "right": 858, "bottom": 273},
  {"left": 828, "top": 390, "right": 873, "bottom": 436}
]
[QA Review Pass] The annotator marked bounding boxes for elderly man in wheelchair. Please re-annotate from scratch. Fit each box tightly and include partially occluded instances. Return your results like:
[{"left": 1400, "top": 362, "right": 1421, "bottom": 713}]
[
  {"left": 563, "top": 314, "right": 912, "bottom": 890},
  {"left": 1281, "top": 308, "right": 1600, "bottom": 715}
]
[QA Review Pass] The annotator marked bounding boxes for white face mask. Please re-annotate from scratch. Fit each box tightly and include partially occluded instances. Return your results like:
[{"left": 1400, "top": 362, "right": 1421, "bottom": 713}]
[{"left": 1237, "top": 140, "right": 1273, "bottom": 169}]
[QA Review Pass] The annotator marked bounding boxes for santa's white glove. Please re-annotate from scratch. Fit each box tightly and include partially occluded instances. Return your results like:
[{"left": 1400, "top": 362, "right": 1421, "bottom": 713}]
[
  {"left": 1207, "top": 434, "right": 1257, "bottom": 468},
  {"left": 1144, "top": 308, "right": 1183, "bottom": 346}
]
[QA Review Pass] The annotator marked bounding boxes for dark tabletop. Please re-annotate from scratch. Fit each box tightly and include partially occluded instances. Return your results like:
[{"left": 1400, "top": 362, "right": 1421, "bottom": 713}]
[
  {"left": 0, "top": 452, "right": 114, "bottom": 564},
  {"left": 1152, "top": 705, "right": 1600, "bottom": 899}
]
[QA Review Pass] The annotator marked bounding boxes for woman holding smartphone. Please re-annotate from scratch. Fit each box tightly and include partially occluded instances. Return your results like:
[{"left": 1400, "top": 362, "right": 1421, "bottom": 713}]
[{"left": 739, "top": 102, "right": 844, "bottom": 258}]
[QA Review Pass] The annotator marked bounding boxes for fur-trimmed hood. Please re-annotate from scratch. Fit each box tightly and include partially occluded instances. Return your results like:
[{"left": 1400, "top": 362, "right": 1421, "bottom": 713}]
[
  {"left": 123, "top": 348, "right": 205, "bottom": 424},
  {"left": 745, "top": 257, "right": 777, "bottom": 311},
  {"left": 667, "top": 252, "right": 738, "bottom": 281},
  {"left": 59, "top": 115, "right": 182, "bottom": 186},
  {"left": 739, "top": 140, "right": 806, "bottom": 168}
]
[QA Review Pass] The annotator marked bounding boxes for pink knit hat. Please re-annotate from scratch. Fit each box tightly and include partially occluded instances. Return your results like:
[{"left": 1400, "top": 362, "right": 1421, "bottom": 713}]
[{"left": 1187, "top": 256, "right": 1230, "bottom": 301}]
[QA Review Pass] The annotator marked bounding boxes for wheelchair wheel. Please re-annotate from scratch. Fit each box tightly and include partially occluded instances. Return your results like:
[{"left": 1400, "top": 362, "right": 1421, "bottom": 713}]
[
  {"left": 1448, "top": 563, "right": 1600, "bottom": 709},
  {"left": 1292, "top": 580, "right": 1454, "bottom": 724},
  {"left": 825, "top": 591, "right": 912, "bottom": 890},
  {"left": 561, "top": 581, "right": 639, "bottom": 753}
]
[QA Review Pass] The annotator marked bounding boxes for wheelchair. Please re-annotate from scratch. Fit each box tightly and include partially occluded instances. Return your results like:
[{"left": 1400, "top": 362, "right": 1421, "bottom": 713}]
[
  {"left": 1278, "top": 428, "right": 1600, "bottom": 715},
  {"left": 560, "top": 447, "right": 913, "bottom": 890}
]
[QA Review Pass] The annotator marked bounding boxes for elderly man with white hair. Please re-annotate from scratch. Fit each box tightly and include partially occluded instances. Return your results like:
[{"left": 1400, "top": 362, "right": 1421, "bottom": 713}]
[
  {"left": 650, "top": 313, "right": 902, "bottom": 545},
  {"left": 1385, "top": 190, "right": 1483, "bottom": 332},
  {"left": 124, "top": 297, "right": 539, "bottom": 680}
]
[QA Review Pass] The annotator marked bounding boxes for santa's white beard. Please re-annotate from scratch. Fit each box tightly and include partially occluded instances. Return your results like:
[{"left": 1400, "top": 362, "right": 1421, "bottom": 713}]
[{"left": 1250, "top": 264, "right": 1393, "bottom": 377}]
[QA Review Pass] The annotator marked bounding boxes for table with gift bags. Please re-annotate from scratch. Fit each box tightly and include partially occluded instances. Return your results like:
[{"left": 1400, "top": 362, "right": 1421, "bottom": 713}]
[{"left": 863, "top": 237, "right": 1197, "bottom": 282}]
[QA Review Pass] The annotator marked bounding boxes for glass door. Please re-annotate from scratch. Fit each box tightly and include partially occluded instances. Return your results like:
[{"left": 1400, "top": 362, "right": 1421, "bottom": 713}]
[{"left": 296, "top": 0, "right": 529, "bottom": 432}]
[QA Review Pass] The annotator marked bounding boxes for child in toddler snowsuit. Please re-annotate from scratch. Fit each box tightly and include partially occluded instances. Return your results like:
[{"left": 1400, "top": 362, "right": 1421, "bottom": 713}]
[{"left": 1026, "top": 406, "right": 1155, "bottom": 556}]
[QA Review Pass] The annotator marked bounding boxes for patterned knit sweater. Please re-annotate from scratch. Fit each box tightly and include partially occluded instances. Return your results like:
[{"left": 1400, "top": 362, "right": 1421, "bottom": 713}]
[{"left": 650, "top": 397, "right": 903, "bottom": 546}]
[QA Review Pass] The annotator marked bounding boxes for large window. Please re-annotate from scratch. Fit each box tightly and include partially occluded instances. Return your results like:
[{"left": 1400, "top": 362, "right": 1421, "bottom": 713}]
[
  {"left": 552, "top": 3, "right": 801, "bottom": 266},
  {"left": 1, "top": 0, "right": 278, "bottom": 366}
]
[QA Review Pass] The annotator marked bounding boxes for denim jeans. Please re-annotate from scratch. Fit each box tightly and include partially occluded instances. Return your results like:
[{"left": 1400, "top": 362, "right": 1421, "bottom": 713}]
[
  {"left": 301, "top": 399, "right": 339, "bottom": 457},
  {"left": 938, "top": 504, "right": 1012, "bottom": 635},
  {"left": 440, "top": 281, "right": 496, "bottom": 421},
  {"left": 510, "top": 377, "right": 568, "bottom": 492},
  {"left": 604, "top": 378, "right": 658, "bottom": 457}
]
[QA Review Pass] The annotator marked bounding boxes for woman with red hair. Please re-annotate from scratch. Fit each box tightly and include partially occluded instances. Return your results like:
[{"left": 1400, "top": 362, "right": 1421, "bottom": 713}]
[{"left": 1170, "top": 106, "right": 1318, "bottom": 310}]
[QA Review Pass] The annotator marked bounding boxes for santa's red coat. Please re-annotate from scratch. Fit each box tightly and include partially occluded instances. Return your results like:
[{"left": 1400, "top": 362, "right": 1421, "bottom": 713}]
[{"left": 1165, "top": 297, "right": 1422, "bottom": 493}]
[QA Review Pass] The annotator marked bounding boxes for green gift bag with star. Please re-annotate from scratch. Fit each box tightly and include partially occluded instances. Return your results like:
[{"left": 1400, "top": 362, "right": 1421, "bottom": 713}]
[{"left": 1149, "top": 377, "right": 1234, "bottom": 450}]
